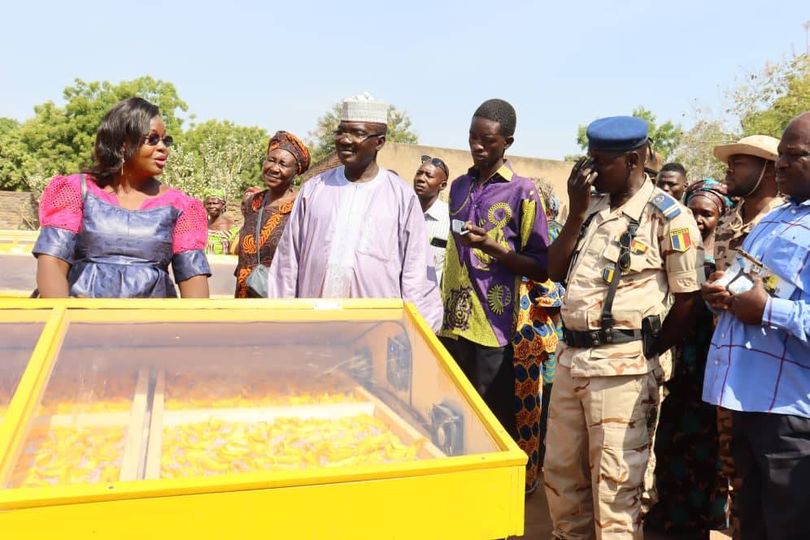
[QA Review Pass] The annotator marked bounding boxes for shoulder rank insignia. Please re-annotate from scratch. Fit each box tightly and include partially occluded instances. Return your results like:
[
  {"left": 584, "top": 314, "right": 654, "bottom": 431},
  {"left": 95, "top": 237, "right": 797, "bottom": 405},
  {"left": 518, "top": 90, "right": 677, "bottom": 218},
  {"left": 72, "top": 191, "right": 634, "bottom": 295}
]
[
  {"left": 602, "top": 263, "right": 617, "bottom": 284},
  {"left": 651, "top": 191, "right": 682, "bottom": 220},
  {"left": 669, "top": 227, "right": 692, "bottom": 252}
]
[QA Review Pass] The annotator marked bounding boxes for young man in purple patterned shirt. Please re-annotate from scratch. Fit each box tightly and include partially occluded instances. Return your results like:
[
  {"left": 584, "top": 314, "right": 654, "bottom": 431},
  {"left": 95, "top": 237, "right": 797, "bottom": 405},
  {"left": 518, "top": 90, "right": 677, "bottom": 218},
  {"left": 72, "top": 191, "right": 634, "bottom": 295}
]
[{"left": 439, "top": 99, "right": 549, "bottom": 439}]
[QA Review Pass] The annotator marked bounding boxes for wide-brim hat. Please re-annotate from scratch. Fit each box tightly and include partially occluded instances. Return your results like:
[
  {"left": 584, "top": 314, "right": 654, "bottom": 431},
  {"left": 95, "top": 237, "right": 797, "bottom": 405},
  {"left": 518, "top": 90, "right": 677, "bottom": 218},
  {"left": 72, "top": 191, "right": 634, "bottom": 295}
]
[{"left": 713, "top": 135, "right": 779, "bottom": 163}]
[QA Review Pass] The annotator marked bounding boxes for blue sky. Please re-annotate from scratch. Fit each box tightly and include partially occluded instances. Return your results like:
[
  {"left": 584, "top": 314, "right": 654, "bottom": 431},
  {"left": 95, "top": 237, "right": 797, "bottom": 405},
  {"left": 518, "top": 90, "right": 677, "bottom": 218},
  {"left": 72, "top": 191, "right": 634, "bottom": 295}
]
[{"left": 1, "top": 0, "right": 808, "bottom": 159}]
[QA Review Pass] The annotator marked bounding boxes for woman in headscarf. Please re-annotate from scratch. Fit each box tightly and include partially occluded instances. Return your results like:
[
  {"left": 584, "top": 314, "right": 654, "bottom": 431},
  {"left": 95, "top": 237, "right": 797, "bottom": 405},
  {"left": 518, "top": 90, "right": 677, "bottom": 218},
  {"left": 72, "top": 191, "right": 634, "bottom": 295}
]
[
  {"left": 233, "top": 131, "right": 310, "bottom": 297},
  {"left": 511, "top": 179, "right": 565, "bottom": 494},
  {"left": 646, "top": 178, "right": 735, "bottom": 538},
  {"left": 204, "top": 188, "right": 238, "bottom": 255},
  {"left": 683, "top": 179, "right": 735, "bottom": 270}
]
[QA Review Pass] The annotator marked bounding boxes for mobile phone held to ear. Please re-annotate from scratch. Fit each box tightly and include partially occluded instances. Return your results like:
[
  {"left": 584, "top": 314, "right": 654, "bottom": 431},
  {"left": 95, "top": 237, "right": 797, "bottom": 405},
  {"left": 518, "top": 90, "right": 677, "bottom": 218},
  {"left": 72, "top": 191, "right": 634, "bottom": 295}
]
[{"left": 451, "top": 219, "right": 469, "bottom": 236}]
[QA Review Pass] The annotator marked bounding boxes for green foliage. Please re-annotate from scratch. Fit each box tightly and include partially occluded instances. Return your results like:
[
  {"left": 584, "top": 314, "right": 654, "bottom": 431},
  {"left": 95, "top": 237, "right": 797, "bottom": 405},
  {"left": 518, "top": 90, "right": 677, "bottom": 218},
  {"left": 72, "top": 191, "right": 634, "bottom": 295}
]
[
  {"left": 576, "top": 106, "right": 683, "bottom": 160},
  {"left": 672, "top": 53, "right": 809, "bottom": 184},
  {"left": 669, "top": 110, "right": 734, "bottom": 182},
  {"left": 0, "top": 118, "right": 26, "bottom": 190},
  {"left": 162, "top": 120, "right": 269, "bottom": 202},
  {"left": 732, "top": 54, "right": 810, "bottom": 138},
  {"left": 176, "top": 120, "right": 268, "bottom": 191},
  {"left": 1, "top": 77, "right": 188, "bottom": 192},
  {"left": 307, "top": 102, "right": 419, "bottom": 164}
]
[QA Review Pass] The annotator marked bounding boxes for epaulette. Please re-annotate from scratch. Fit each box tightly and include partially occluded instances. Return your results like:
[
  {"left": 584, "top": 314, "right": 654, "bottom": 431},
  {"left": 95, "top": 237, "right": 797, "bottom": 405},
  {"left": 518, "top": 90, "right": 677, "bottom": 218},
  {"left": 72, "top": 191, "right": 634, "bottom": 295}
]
[{"left": 650, "top": 189, "right": 681, "bottom": 220}]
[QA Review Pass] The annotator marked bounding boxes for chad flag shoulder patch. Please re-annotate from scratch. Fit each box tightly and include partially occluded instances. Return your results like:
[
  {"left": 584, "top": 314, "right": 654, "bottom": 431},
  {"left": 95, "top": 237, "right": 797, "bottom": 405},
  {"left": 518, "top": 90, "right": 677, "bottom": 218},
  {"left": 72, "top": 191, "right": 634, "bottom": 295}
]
[{"left": 669, "top": 227, "right": 692, "bottom": 252}]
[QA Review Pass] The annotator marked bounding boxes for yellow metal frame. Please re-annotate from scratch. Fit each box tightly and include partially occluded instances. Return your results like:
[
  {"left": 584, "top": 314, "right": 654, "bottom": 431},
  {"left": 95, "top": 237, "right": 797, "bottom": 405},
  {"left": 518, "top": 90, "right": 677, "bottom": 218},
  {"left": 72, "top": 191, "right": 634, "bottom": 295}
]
[
  {"left": 0, "top": 299, "right": 526, "bottom": 538},
  {"left": 0, "top": 308, "right": 66, "bottom": 482}
]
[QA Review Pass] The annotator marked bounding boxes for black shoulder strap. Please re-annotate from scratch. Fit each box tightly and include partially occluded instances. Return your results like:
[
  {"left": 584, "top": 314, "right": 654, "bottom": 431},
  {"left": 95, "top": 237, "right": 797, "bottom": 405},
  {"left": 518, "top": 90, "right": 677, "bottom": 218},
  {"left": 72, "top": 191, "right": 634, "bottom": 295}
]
[
  {"left": 578, "top": 211, "right": 598, "bottom": 243},
  {"left": 600, "top": 217, "right": 640, "bottom": 331},
  {"left": 254, "top": 192, "right": 266, "bottom": 266}
]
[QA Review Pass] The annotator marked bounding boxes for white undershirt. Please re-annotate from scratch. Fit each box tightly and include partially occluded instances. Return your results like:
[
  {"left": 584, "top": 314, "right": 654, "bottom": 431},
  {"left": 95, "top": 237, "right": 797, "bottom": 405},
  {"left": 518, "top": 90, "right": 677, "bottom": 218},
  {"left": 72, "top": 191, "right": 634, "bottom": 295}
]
[{"left": 322, "top": 167, "right": 383, "bottom": 297}]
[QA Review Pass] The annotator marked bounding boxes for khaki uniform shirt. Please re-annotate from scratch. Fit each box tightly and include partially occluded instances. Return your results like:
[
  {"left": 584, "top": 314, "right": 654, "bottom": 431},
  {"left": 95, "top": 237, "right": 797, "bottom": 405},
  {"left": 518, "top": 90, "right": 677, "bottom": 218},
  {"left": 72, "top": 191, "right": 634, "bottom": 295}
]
[
  {"left": 558, "top": 180, "right": 703, "bottom": 378},
  {"left": 713, "top": 197, "right": 785, "bottom": 272}
]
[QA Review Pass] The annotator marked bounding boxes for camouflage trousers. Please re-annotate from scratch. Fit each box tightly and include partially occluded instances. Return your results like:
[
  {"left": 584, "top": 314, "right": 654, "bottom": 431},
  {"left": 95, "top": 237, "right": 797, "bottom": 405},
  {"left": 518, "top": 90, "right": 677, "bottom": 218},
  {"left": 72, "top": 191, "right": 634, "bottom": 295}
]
[
  {"left": 640, "top": 349, "right": 671, "bottom": 515},
  {"left": 544, "top": 365, "right": 660, "bottom": 540}
]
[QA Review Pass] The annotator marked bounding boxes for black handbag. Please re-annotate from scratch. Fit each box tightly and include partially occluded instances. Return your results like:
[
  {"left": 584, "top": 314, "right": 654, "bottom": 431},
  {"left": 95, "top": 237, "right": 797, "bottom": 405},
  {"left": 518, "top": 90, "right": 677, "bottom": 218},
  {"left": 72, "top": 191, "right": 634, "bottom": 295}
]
[{"left": 245, "top": 193, "right": 269, "bottom": 297}]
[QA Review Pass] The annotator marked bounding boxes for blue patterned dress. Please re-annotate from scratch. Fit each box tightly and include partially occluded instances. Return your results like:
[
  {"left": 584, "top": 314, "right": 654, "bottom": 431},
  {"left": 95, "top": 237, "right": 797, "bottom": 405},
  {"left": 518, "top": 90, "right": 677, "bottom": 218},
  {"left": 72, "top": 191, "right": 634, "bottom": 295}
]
[{"left": 33, "top": 174, "right": 210, "bottom": 297}]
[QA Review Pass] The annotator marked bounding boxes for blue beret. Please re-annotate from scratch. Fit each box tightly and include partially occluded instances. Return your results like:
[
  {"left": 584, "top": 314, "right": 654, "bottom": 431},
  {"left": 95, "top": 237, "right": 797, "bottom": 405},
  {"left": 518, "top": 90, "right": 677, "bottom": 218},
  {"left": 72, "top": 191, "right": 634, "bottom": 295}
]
[{"left": 586, "top": 116, "right": 649, "bottom": 152}]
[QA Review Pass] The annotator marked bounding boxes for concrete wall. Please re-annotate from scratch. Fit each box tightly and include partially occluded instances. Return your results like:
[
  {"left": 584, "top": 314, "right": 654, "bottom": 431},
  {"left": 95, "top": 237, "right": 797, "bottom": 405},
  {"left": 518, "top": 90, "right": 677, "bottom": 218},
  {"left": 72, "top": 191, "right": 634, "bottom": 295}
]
[
  {"left": 0, "top": 192, "right": 37, "bottom": 230},
  {"left": 379, "top": 142, "right": 572, "bottom": 200},
  {"left": 304, "top": 143, "right": 573, "bottom": 214}
]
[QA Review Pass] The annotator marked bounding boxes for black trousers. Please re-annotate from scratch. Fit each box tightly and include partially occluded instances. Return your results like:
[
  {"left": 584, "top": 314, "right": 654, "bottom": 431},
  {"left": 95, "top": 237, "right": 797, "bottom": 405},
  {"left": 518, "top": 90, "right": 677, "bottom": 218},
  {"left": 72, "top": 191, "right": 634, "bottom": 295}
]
[
  {"left": 732, "top": 410, "right": 810, "bottom": 540},
  {"left": 439, "top": 336, "right": 517, "bottom": 439}
]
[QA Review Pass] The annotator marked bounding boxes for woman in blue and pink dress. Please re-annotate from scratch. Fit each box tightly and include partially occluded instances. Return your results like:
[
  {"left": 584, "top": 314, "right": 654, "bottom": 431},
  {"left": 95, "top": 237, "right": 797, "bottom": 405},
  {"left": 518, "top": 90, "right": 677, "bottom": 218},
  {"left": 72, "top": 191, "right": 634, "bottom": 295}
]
[{"left": 33, "top": 97, "right": 211, "bottom": 298}]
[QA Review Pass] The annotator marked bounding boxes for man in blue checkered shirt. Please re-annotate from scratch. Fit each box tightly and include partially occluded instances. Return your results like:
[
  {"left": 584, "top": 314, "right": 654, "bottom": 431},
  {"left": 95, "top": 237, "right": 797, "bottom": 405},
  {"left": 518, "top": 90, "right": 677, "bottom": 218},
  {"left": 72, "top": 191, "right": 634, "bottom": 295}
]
[{"left": 702, "top": 112, "right": 810, "bottom": 540}]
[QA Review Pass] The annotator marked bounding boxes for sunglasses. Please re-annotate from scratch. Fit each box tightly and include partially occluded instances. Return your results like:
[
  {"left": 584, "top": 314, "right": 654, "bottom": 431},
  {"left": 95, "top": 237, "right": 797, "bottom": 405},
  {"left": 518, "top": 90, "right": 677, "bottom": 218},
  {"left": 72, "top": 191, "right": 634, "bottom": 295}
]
[
  {"left": 421, "top": 155, "right": 449, "bottom": 178},
  {"left": 618, "top": 230, "right": 633, "bottom": 273},
  {"left": 142, "top": 133, "right": 174, "bottom": 147}
]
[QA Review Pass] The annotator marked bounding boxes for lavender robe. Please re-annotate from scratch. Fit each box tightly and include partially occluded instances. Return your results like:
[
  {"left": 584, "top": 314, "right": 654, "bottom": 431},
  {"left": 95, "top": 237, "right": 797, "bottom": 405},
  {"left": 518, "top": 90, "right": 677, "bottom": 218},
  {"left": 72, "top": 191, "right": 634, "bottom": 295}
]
[{"left": 267, "top": 166, "right": 443, "bottom": 331}]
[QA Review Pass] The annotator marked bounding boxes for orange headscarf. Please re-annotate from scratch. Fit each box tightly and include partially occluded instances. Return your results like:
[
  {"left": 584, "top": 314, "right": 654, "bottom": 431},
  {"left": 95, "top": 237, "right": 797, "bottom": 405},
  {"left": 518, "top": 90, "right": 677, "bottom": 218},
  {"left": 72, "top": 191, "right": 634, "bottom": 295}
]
[{"left": 267, "top": 131, "right": 310, "bottom": 175}]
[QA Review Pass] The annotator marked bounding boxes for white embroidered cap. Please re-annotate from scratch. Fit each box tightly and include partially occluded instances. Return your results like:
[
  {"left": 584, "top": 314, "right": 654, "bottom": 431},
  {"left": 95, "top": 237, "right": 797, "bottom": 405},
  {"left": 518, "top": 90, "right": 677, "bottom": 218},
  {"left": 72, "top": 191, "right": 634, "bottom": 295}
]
[{"left": 341, "top": 92, "right": 388, "bottom": 125}]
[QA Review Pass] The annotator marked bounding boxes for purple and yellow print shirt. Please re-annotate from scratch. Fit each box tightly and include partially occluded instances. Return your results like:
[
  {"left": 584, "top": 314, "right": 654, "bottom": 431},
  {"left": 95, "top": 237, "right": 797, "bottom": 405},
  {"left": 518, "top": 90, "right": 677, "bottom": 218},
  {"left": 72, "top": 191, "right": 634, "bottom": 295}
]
[{"left": 440, "top": 162, "right": 549, "bottom": 347}]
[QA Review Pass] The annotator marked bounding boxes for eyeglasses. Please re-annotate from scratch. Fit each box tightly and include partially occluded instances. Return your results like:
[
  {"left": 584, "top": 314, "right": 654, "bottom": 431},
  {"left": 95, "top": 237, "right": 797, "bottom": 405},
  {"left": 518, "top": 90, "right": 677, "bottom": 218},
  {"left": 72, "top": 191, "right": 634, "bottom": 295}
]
[
  {"left": 421, "top": 155, "right": 449, "bottom": 178},
  {"left": 332, "top": 129, "right": 385, "bottom": 143},
  {"left": 142, "top": 133, "right": 174, "bottom": 147}
]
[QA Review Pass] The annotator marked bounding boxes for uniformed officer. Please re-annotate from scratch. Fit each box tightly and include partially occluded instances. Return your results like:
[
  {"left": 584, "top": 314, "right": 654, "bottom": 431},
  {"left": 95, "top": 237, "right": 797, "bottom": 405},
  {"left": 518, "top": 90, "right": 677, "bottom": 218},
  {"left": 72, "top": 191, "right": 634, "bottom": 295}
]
[{"left": 543, "top": 116, "right": 703, "bottom": 539}]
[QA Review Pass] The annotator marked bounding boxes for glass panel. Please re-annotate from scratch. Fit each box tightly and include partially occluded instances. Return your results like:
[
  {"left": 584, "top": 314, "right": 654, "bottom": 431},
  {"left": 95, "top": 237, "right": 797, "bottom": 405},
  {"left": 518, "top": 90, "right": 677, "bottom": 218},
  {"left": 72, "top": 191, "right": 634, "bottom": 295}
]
[
  {"left": 9, "top": 323, "right": 147, "bottom": 488},
  {"left": 0, "top": 322, "right": 43, "bottom": 421},
  {"left": 9, "top": 314, "right": 497, "bottom": 487},
  {"left": 0, "top": 254, "right": 37, "bottom": 293}
]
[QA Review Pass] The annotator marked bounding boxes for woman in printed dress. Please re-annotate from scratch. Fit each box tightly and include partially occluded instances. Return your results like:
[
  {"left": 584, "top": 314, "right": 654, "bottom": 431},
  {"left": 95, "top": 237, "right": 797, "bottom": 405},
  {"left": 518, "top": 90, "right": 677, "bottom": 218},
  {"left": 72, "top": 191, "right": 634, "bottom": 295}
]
[
  {"left": 34, "top": 97, "right": 210, "bottom": 298},
  {"left": 646, "top": 179, "right": 734, "bottom": 537},
  {"left": 512, "top": 182, "right": 565, "bottom": 494},
  {"left": 232, "top": 131, "right": 310, "bottom": 297},
  {"left": 204, "top": 188, "right": 239, "bottom": 255}
]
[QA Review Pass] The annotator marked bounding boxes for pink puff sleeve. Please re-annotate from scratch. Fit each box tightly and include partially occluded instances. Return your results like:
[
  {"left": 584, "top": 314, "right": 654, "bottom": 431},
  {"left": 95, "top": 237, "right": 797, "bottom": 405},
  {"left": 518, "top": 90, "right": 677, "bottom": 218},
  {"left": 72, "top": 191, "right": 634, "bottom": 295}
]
[
  {"left": 32, "top": 175, "right": 84, "bottom": 262},
  {"left": 38, "top": 175, "right": 84, "bottom": 232},
  {"left": 170, "top": 193, "right": 211, "bottom": 283},
  {"left": 172, "top": 194, "right": 208, "bottom": 254}
]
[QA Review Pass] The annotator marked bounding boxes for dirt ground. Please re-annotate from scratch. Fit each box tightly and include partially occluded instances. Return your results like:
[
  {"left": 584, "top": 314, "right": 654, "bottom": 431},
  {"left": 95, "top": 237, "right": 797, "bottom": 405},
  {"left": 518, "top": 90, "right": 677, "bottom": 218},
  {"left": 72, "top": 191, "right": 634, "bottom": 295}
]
[{"left": 514, "top": 473, "right": 731, "bottom": 539}]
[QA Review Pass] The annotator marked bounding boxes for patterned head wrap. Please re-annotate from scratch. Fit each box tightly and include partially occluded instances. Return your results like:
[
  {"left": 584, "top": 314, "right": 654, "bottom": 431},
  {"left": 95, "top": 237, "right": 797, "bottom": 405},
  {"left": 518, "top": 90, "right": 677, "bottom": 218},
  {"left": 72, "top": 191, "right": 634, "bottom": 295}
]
[
  {"left": 685, "top": 178, "right": 734, "bottom": 214},
  {"left": 203, "top": 188, "right": 227, "bottom": 202},
  {"left": 267, "top": 131, "right": 310, "bottom": 175}
]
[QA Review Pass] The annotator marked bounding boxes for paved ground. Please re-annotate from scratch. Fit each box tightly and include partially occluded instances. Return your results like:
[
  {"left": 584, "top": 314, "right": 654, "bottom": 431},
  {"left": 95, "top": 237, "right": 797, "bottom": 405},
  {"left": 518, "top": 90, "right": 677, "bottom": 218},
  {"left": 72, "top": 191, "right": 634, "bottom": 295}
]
[
  {"left": 513, "top": 473, "right": 731, "bottom": 539},
  {"left": 0, "top": 253, "right": 238, "bottom": 297}
]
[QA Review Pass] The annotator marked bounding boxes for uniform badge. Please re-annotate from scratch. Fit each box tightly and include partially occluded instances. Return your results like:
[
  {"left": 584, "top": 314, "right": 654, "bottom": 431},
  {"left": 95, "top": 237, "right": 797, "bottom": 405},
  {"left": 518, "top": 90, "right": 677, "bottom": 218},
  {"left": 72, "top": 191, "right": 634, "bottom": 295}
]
[
  {"left": 602, "top": 263, "right": 616, "bottom": 284},
  {"left": 669, "top": 228, "right": 692, "bottom": 252},
  {"left": 630, "top": 239, "right": 648, "bottom": 255}
]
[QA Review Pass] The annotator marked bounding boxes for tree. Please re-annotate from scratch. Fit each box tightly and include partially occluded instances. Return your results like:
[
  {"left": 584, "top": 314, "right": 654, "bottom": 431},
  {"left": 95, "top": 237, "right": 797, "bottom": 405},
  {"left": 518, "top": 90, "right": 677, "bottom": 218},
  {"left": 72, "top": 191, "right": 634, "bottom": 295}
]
[
  {"left": 729, "top": 54, "right": 810, "bottom": 138},
  {"left": 4, "top": 77, "right": 188, "bottom": 189},
  {"left": 307, "top": 102, "right": 419, "bottom": 164},
  {"left": 575, "top": 106, "right": 683, "bottom": 161},
  {"left": 162, "top": 126, "right": 267, "bottom": 204},
  {"left": 176, "top": 119, "right": 268, "bottom": 191},
  {"left": 0, "top": 118, "right": 27, "bottom": 190},
  {"left": 671, "top": 53, "right": 809, "bottom": 184},
  {"left": 669, "top": 106, "right": 733, "bottom": 182}
]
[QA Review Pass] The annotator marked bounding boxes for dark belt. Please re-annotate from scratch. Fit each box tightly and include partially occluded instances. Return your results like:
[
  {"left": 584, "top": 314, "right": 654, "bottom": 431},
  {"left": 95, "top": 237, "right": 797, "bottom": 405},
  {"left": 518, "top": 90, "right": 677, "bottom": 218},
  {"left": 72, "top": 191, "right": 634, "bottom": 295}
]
[{"left": 562, "top": 327, "right": 643, "bottom": 348}]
